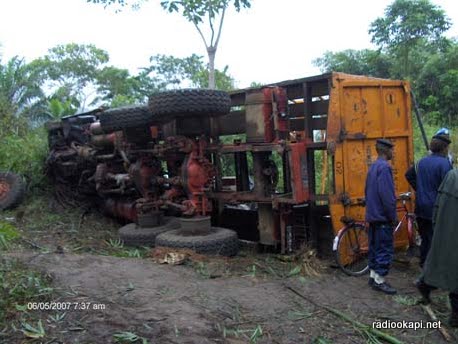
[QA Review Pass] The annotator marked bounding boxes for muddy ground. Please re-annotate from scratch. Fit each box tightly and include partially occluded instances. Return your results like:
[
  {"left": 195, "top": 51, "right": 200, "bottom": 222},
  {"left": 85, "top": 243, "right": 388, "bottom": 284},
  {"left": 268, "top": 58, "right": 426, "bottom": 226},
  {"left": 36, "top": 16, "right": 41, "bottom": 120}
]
[{"left": 1, "top": 195, "right": 457, "bottom": 344}]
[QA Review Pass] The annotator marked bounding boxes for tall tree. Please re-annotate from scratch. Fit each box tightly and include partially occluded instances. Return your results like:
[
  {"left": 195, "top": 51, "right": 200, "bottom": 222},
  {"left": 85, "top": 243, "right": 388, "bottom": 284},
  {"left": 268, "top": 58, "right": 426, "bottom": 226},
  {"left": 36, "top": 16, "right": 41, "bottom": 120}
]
[
  {"left": 416, "top": 41, "right": 458, "bottom": 125},
  {"left": 369, "top": 0, "right": 451, "bottom": 78},
  {"left": 31, "top": 43, "right": 110, "bottom": 109},
  {"left": 86, "top": 0, "right": 250, "bottom": 89},
  {"left": 160, "top": 0, "right": 250, "bottom": 89},
  {"left": 0, "top": 56, "right": 46, "bottom": 133}
]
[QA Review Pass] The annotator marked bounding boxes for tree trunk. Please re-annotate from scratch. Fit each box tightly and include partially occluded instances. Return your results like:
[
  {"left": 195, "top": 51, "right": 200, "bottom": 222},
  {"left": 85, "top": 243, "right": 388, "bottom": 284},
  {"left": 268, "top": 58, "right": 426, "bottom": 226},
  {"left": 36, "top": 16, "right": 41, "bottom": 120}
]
[{"left": 207, "top": 47, "right": 217, "bottom": 89}]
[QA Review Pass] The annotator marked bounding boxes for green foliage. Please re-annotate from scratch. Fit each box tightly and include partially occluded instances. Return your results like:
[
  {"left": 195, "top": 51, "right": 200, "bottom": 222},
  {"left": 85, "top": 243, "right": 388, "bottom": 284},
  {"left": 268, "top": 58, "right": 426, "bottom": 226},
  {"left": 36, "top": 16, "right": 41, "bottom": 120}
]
[
  {"left": 0, "top": 221, "right": 20, "bottom": 249},
  {"left": 45, "top": 98, "right": 77, "bottom": 119},
  {"left": 369, "top": 0, "right": 451, "bottom": 50},
  {"left": 0, "top": 127, "right": 48, "bottom": 188},
  {"left": 160, "top": 0, "right": 251, "bottom": 25},
  {"left": 0, "top": 56, "right": 46, "bottom": 124},
  {"left": 87, "top": 0, "right": 251, "bottom": 89},
  {"left": 369, "top": 0, "right": 451, "bottom": 78},
  {"left": 95, "top": 65, "right": 147, "bottom": 105},
  {"left": 314, "top": 1, "right": 457, "bottom": 126},
  {"left": 113, "top": 331, "right": 149, "bottom": 343},
  {"left": 21, "top": 319, "right": 46, "bottom": 339},
  {"left": 145, "top": 53, "right": 234, "bottom": 91},
  {"left": 416, "top": 42, "right": 458, "bottom": 125},
  {"left": 313, "top": 49, "right": 392, "bottom": 78},
  {"left": 32, "top": 43, "right": 110, "bottom": 108},
  {"left": 160, "top": 0, "right": 251, "bottom": 88}
]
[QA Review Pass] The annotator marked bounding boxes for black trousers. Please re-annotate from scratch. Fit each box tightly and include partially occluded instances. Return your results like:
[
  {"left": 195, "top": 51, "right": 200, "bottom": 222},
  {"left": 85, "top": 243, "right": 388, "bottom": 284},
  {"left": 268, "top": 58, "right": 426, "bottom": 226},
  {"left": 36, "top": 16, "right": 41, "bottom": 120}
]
[
  {"left": 417, "top": 217, "right": 433, "bottom": 267},
  {"left": 418, "top": 279, "right": 458, "bottom": 312}
]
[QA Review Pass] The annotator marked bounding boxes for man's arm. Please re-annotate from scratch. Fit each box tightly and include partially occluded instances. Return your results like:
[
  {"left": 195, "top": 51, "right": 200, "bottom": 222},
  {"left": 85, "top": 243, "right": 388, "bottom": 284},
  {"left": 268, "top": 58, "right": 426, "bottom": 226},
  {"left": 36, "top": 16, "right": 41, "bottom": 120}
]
[{"left": 378, "top": 165, "right": 397, "bottom": 222}]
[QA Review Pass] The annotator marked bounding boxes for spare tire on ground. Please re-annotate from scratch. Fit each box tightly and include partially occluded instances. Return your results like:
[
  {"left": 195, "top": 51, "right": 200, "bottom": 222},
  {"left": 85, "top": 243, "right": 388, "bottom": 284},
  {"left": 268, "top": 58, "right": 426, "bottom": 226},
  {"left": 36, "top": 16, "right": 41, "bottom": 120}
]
[
  {"left": 148, "top": 89, "right": 231, "bottom": 119},
  {"left": 0, "top": 172, "right": 25, "bottom": 210},
  {"left": 119, "top": 217, "right": 180, "bottom": 247},
  {"left": 98, "top": 105, "right": 154, "bottom": 133},
  {"left": 155, "top": 227, "right": 239, "bottom": 257}
]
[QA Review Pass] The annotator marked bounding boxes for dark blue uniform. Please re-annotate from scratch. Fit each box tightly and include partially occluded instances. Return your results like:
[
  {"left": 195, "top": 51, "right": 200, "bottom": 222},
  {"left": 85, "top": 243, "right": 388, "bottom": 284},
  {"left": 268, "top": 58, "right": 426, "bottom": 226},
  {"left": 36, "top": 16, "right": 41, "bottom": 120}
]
[
  {"left": 415, "top": 154, "right": 452, "bottom": 266},
  {"left": 415, "top": 154, "right": 452, "bottom": 220},
  {"left": 365, "top": 158, "right": 397, "bottom": 276}
]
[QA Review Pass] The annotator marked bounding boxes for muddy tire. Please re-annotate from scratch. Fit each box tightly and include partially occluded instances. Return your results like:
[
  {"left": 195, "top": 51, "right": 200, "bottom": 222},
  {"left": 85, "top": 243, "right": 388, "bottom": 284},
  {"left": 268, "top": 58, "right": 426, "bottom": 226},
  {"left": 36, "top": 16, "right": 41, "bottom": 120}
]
[
  {"left": 119, "top": 217, "right": 180, "bottom": 247},
  {"left": 148, "top": 89, "right": 231, "bottom": 119},
  {"left": 98, "top": 106, "right": 154, "bottom": 133},
  {"left": 155, "top": 227, "right": 239, "bottom": 256},
  {"left": 0, "top": 172, "right": 25, "bottom": 210}
]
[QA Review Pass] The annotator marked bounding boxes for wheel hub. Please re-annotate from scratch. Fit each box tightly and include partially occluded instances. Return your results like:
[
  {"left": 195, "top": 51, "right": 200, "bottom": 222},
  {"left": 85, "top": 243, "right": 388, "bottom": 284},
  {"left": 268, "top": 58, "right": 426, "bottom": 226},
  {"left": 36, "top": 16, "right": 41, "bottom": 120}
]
[{"left": 0, "top": 180, "right": 10, "bottom": 200}]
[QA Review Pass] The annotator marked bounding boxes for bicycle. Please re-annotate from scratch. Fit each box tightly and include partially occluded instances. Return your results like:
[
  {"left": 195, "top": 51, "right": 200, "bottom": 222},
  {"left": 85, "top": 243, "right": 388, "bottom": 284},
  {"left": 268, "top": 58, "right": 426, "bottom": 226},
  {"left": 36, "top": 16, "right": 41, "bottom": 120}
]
[{"left": 333, "top": 192, "right": 416, "bottom": 276}]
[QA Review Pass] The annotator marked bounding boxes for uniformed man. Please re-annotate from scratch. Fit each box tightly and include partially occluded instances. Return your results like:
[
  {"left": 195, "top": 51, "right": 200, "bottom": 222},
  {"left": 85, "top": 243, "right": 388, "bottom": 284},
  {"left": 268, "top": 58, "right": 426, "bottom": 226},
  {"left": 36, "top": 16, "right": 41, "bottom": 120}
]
[
  {"left": 365, "top": 139, "right": 397, "bottom": 295},
  {"left": 416, "top": 169, "right": 458, "bottom": 328},
  {"left": 405, "top": 129, "right": 452, "bottom": 267}
]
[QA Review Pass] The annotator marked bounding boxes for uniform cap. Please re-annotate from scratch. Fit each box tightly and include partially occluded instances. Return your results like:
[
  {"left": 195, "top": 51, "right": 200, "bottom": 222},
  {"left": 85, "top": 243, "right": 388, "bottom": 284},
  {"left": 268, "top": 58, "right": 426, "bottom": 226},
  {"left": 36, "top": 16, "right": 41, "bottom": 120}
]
[
  {"left": 376, "top": 139, "right": 394, "bottom": 148},
  {"left": 432, "top": 128, "right": 451, "bottom": 144},
  {"left": 432, "top": 134, "right": 451, "bottom": 144}
]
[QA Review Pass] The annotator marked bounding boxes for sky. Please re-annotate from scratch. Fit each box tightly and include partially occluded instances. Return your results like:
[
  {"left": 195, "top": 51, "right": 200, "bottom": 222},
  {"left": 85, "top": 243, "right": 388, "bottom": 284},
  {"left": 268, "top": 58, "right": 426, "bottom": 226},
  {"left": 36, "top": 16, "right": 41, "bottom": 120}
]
[{"left": 0, "top": 0, "right": 457, "bottom": 89}]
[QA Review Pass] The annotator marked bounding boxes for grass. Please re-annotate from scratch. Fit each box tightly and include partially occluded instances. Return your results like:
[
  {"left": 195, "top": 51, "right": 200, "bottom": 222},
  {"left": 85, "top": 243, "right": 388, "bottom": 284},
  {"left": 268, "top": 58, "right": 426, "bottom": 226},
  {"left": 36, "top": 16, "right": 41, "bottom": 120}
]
[
  {"left": 217, "top": 324, "right": 264, "bottom": 343},
  {"left": 21, "top": 319, "right": 46, "bottom": 339},
  {"left": 0, "top": 220, "right": 20, "bottom": 249},
  {"left": 113, "top": 331, "right": 149, "bottom": 343},
  {"left": 3, "top": 191, "right": 124, "bottom": 255},
  {"left": 0, "top": 259, "right": 54, "bottom": 330},
  {"left": 288, "top": 309, "right": 313, "bottom": 321},
  {"left": 393, "top": 295, "right": 420, "bottom": 306}
]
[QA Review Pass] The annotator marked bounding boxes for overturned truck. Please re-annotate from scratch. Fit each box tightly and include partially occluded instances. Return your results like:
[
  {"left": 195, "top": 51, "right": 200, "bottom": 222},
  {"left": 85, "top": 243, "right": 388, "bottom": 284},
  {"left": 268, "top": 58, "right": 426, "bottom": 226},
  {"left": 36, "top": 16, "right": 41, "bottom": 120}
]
[{"left": 45, "top": 72, "right": 414, "bottom": 257}]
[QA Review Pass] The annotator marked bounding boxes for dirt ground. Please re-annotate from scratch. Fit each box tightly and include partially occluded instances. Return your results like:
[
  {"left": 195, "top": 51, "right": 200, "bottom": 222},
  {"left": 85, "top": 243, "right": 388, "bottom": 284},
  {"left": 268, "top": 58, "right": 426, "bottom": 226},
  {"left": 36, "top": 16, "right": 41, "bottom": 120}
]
[
  {"left": 2, "top": 250, "right": 456, "bottom": 344},
  {"left": 2, "top": 197, "right": 457, "bottom": 344}
]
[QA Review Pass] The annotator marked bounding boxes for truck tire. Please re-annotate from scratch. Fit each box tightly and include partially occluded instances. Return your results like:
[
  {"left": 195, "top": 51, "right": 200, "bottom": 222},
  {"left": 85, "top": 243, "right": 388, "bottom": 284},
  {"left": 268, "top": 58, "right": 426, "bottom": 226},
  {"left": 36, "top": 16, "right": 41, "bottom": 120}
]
[
  {"left": 118, "top": 217, "right": 180, "bottom": 247},
  {"left": 98, "top": 105, "right": 154, "bottom": 133},
  {"left": 0, "top": 172, "right": 25, "bottom": 210},
  {"left": 155, "top": 227, "right": 239, "bottom": 256},
  {"left": 148, "top": 89, "right": 231, "bottom": 119}
]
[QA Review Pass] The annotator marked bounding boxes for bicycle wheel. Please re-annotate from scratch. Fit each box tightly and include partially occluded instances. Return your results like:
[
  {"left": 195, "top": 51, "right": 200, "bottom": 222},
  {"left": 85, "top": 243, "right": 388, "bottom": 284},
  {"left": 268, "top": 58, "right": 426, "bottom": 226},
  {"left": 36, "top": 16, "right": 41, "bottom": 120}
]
[{"left": 335, "top": 224, "right": 369, "bottom": 276}]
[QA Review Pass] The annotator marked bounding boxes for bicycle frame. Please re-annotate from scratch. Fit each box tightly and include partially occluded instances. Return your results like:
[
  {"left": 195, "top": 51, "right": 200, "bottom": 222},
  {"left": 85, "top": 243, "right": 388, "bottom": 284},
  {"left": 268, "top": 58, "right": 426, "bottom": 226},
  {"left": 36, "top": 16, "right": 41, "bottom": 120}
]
[
  {"left": 333, "top": 192, "right": 415, "bottom": 254},
  {"left": 394, "top": 198, "right": 416, "bottom": 245}
]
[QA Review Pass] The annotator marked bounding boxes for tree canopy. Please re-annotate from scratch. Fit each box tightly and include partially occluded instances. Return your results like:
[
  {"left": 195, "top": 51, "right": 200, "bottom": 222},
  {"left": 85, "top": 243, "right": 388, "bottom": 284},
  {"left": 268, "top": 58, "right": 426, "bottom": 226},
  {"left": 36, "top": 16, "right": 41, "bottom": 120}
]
[
  {"left": 314, "top": 0, "right": 457, "bottom": 126},
  {"left": 369, "top": 0, "right": 451, "bottom": 78}
]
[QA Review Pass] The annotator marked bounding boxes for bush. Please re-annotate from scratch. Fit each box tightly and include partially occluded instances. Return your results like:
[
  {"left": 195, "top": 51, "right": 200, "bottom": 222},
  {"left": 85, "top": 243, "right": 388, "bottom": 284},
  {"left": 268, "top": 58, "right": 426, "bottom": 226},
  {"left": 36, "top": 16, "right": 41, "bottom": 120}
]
[{"left": 0, "top": 127, "right": 48, "bottom": 189}]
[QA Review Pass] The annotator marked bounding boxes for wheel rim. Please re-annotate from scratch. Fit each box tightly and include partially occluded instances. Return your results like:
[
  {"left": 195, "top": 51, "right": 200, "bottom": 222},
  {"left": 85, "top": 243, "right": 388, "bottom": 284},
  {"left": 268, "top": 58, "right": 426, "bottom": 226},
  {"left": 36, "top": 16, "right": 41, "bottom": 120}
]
[
  {"left": 337, "top": 226, "right": 369, "bottom": 275},
  {"left": 0, "top": 180, "right": 10, "bottom": 200}
]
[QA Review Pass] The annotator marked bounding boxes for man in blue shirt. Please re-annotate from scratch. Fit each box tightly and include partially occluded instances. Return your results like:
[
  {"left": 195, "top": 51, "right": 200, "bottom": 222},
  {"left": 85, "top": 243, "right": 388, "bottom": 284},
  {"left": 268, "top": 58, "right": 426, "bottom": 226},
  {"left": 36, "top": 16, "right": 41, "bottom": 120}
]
[
  {"left": 365, "top": 139, "right": 397, "bottom": 295},
  {"left": 405, "top": 129, "right": 452, "bottom": 267}
]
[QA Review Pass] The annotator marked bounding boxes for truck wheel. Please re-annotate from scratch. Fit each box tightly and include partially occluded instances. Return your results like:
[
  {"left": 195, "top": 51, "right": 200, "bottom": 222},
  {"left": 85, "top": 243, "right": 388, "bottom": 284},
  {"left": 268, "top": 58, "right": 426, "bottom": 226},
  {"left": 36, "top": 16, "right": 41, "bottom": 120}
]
[
  {"left": 155, "top": 227, "right": 239, "bottom": 256},
  {"left": 0, "top": 172, "right": 25, "bottom": 210},
  {"left": 118, "top": 217, "right": 180, "bottom": 247},
  {"left": 148, "top": 89, "right": 231, "bottom": 119},
  {"left": 98, "top": 106, "right": 154, "bottom": 133}
]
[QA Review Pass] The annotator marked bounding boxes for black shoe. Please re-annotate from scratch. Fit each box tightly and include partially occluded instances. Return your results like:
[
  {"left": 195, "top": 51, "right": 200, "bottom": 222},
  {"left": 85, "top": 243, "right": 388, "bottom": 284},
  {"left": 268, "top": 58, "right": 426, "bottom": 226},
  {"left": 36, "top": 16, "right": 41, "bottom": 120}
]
[
  {"left": 368, "top": 278, "right": 374, "bottom": 286},
  {"left": 449, "top": 312, "right": 458, "bottom": 328},
  {"left": 372, "top": 281, "right": 397, "bottom": 295},
  {"left": 415, "top": 279, "right": 432, "bottom": 304}
]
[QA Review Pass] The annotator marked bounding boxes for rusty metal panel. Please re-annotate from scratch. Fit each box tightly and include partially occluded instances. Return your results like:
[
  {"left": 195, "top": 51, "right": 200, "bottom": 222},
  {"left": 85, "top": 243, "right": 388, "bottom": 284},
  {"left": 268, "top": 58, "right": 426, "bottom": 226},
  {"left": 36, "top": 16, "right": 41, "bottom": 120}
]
[
  {"left": 288, "top": 142, "right": 309, "bottom": 203},
  {"left": 245, "top": 90, "right": 272, "bottom": 143}
]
